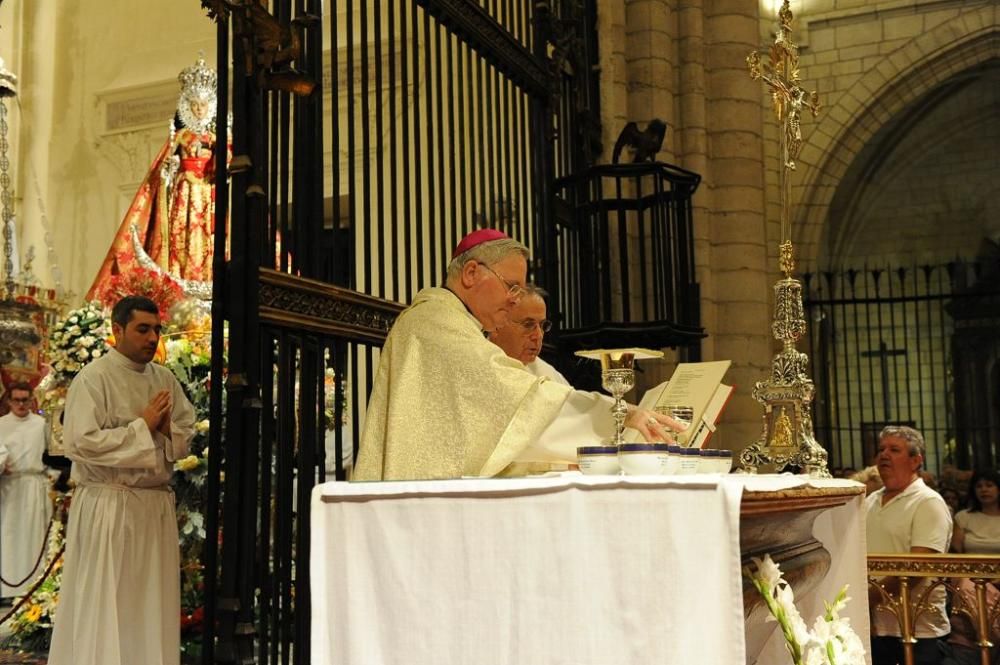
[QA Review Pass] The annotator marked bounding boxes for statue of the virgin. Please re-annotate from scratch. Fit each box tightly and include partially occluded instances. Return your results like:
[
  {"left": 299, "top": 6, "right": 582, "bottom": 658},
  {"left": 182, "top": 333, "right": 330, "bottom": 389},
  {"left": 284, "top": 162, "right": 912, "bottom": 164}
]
[{"left": 87, "top": 56, "right": 226, "bottom": 299}]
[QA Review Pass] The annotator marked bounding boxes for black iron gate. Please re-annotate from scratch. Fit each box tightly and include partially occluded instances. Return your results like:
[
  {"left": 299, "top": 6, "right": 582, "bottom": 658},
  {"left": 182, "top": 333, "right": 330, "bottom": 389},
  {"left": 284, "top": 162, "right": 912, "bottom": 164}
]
[
  {"left": 200, "top": 1, "right": 600, "bottom": 663},
  {"left": 804, "top": 256, "right": 1000, "bottom": 475}
]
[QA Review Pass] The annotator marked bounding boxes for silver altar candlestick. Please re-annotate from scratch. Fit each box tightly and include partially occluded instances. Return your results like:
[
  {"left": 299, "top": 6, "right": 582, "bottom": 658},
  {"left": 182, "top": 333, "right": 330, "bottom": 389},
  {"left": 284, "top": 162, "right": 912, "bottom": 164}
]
[{"left": 576, "top": 348, "right": 664, "bottom": 446}]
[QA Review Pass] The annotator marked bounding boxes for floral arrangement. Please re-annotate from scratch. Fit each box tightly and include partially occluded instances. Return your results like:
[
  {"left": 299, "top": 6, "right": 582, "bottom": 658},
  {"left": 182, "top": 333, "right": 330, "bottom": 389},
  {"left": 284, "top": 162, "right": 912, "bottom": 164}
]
[
  {"left": 47, "top": 301, "right": 111, "bottom": 382},
  {"left": 97, "top": 264, "right": 184, "bottom": 319},
  {"left": 746, "top": 554, "right": 866, "bottom": 665},
  {"left": 164, "top": 333, "right": 214, "bottom": 657}
]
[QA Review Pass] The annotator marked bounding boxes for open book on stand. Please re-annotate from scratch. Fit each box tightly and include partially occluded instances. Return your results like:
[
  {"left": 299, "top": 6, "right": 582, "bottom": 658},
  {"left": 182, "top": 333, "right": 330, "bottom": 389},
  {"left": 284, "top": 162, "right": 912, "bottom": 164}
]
[{"left": 625, "top": 360, "right": 735, "bottom": 447}]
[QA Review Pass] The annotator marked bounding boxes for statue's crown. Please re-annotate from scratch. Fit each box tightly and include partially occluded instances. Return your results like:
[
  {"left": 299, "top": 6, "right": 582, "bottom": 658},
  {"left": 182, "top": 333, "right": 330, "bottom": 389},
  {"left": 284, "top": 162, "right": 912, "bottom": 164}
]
[{"left": 178, "top": 57, "right": 216, "bottom": 99}]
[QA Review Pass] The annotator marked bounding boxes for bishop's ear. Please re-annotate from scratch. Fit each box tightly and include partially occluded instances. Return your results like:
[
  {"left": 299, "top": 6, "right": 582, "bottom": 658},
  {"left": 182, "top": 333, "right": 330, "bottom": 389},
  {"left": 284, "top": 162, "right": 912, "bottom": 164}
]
[{"left": 460, "top": 260, "right": 480, "bottom": 288}]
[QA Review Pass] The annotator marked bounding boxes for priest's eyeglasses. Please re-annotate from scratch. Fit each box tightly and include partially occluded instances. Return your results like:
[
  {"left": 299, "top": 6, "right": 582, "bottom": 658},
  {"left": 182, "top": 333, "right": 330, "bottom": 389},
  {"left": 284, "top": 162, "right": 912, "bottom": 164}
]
[
  {"left": 479, "top": 263, "right": 524, "bottom": 300},
  {"left": 9, "top": 397, "right": 31, "bottom": 404},
  {"left": 515, "top": 319, "right": 552, "bottom": 333}
]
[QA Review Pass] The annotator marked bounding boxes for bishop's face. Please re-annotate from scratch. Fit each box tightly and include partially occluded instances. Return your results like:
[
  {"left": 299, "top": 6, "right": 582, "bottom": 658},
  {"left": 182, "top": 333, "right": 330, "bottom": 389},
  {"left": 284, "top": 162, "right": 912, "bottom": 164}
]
[{"left": 468, "top": 253, "right": 527, "bottom": 334}]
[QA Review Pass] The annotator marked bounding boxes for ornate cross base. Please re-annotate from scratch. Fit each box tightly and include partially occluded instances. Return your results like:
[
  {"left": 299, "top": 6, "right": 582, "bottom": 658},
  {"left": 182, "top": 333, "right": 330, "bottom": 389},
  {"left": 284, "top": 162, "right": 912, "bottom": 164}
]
[{"left": 740, "top": 276, "right": 830, "bottom": 477}]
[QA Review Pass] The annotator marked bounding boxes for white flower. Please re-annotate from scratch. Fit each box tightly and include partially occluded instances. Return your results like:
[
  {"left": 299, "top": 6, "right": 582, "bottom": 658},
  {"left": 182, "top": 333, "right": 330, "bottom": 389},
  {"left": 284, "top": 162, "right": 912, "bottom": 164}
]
[
  {"left": 76, "top": 349, "right": 90, "bottom": 361},
  {"left": 775, "top": 583, "right": 810, "bottom": 648},
  {"left": 79, "top": 335, "right": 95, "bottom": 348},
  {"left": 826, "top": 586, "right": 851, "bottom": 620},
  {"left": 811, "top": 614, "right": 834, "bottom": 645},
  {"left": 195, "top": 419, "right": 210, "bottom": 433},
  {"left": 838, "top": 629, "right": 866, "bottom": 664},
  {"left": 803, "top": 646, "right": 827, "bottom": 665},
  {"left": 67, "top": 325, "right": 81, "bottom": 336},
  {"left": 752, "top": 554, "right": 783, "bottom": 589},
  {"left": 68, "top": 316, "right": 78, "bottom": 324},
  {"left": 748, "top": 561, "right": 864, "bottom": 665}
]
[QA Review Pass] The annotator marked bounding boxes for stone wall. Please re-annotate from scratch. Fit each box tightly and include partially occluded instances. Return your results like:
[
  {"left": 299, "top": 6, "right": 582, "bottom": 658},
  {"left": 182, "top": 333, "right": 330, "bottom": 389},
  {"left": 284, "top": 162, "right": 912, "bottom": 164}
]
[
  {"left": 772, "top": 0, "right": 999, "bottom": 269},
  {"left": 601, "top": 0, "right": 778, "bottom": 448}
]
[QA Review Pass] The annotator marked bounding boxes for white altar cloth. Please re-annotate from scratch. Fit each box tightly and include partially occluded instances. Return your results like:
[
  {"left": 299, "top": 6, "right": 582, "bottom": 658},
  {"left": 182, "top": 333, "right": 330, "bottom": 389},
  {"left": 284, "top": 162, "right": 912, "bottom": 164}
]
[{"left": 310, "top": 474, "right": 865, "bottom": 665}]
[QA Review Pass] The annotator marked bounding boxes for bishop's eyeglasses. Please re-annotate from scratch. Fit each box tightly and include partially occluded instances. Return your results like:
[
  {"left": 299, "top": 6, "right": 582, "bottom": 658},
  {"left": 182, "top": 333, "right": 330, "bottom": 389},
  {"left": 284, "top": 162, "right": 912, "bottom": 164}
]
[{"left": 479, "top": 263, "right": 524, "bottom": 300}]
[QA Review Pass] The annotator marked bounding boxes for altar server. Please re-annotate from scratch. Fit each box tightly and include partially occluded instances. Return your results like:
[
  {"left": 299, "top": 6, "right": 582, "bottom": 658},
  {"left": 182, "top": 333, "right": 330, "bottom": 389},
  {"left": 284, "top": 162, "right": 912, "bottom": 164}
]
[
  {"left": 354, "top": 229, "right": 679, "bottom": 480},
  {"left": 48, "top": 295, "right": 196, "bottom": 665},
  {"left": 0, "top": 382, "right": 52, "bottom": 601}
]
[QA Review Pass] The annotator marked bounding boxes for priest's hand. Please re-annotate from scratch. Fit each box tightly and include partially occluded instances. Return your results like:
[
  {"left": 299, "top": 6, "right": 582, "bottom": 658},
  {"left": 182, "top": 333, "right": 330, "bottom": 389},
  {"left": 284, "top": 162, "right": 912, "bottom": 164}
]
[
  {"left": 142, "top": 391, "right": 172, "bottom": 435},
  {"left": 625, "top": 407, "right": 684, "bottom": 443},
  {"left": 157, "top": 406, "right": 173, "bottom": 438}
]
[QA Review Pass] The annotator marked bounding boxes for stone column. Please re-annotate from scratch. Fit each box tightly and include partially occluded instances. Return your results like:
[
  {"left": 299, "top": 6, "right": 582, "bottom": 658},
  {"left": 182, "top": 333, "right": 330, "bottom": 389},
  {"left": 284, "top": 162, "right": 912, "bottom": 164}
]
[
  {"left": 597, "top": 2, "right": 629, "bottom": 158},
  {"left": 624, "top": 0, "right": 676, "bottom": 162},
  {"left": 676, "top": 0, "right": 712, "bottom": 356},
  {"left": 6, "top": 0, "right": 61, "bottom": 293},
  {"left": 700, "top": 0, "right": 772, "bottom": 447}
]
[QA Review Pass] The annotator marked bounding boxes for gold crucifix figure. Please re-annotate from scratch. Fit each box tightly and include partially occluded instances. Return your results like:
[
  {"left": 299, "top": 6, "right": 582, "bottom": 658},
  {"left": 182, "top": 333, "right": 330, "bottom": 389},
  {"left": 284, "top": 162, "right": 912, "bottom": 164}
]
[
  {"left": 747, "top": 0, "right": 821, "bottom": 172},
  {"left": 747, "top": 0, "right": 821, "bottom": 277}
]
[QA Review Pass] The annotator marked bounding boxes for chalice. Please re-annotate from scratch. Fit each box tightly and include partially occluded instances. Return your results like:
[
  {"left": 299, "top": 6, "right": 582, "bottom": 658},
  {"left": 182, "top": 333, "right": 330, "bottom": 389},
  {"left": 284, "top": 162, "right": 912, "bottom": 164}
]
[{"left": 576, "top": 348, "right": 664, "bottom": 446}]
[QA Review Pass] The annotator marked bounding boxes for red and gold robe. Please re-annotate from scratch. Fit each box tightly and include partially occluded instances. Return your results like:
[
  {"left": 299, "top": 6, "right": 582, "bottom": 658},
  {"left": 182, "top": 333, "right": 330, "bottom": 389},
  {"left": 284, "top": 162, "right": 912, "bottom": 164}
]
[{"left": 86, "top": 127, "right": 225, "bottom": 299}]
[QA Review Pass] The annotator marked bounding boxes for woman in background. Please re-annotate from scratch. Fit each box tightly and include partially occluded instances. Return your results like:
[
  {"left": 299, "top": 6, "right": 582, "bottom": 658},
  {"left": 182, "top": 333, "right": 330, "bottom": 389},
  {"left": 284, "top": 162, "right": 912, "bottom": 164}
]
[
  {"left": 952, "top": 469, "right": 1000, "bottom": 553},
  {"left": 947, "top": 469, "right": 1000, "bottom": 665}
]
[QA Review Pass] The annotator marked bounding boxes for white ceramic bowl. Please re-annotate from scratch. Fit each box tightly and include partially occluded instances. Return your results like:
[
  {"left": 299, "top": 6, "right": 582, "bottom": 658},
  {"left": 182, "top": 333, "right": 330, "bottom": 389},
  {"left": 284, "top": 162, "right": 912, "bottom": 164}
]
[
  {"left": 576, "top": 446, "right": 621, "bottom": 475},
  {"left": 618, "top": 443, "right": 670, "bottom": 475}
]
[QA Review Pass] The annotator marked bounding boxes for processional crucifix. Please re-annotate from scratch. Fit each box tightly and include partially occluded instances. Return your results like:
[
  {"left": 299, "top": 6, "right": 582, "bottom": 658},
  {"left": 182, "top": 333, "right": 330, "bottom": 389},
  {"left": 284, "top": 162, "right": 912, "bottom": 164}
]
[{"left": 739, "top": 0, "right": 829, "bottom": 476}]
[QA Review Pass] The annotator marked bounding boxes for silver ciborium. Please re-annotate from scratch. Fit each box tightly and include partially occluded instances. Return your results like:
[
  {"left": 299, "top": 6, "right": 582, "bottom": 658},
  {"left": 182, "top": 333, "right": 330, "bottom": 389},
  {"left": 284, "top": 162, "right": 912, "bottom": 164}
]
[{"left": 576, "top": 348, "right": 664, "bottom": 446}]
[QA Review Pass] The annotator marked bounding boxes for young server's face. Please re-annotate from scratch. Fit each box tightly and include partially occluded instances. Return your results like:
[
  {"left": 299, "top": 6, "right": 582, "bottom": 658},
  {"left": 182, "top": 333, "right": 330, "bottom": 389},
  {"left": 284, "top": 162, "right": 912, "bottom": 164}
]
[
  {"left": 114, "top": 310, "right": 162, "bottom": 365},
  {"left": 8, "top": 389, "right": 32, "bottom": 418}
]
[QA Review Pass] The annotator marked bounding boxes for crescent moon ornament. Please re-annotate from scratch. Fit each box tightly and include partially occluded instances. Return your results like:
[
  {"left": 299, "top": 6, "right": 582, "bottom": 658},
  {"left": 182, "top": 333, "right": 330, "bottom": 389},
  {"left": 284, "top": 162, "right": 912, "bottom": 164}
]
[{"left": 129, "top": 223, "right": 213, "bottom": 301}]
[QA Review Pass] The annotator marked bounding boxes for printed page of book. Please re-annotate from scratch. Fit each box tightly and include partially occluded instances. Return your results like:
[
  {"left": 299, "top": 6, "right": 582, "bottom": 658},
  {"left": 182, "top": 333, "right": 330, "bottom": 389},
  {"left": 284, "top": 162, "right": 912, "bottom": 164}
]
[{"left": 625, "top": 360, "right": 732, "bottom": 444}]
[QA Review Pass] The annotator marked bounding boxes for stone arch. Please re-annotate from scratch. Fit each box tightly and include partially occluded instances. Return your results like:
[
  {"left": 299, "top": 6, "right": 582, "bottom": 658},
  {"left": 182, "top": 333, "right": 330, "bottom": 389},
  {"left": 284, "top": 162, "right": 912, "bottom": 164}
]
[
  {"left": 828, "top": 76, "right": 998, "bottom": 264},
  {"left": 789, "top": 7, "right": 999, "bottom": 269}
]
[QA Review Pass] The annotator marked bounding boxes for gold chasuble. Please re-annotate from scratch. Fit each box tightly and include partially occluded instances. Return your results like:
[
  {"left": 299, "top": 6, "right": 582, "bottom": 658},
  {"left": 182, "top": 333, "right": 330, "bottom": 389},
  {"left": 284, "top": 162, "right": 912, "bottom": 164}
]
[{"left": 354, "top": 287, "right": 574, "bottom": 480}]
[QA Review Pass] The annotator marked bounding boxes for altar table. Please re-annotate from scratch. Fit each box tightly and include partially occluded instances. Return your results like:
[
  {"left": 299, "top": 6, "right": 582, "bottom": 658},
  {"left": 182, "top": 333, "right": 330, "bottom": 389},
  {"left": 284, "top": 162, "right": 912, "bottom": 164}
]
[{"left": 310, "top": 474, "right": 868, "bottom": 665}]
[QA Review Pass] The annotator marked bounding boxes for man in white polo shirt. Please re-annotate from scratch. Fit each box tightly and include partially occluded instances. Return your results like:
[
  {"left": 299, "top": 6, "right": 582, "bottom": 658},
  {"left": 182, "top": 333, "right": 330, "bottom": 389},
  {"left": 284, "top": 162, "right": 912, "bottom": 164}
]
[{"left": 865, "top": 425, "right": 953, "bottom": 665}]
